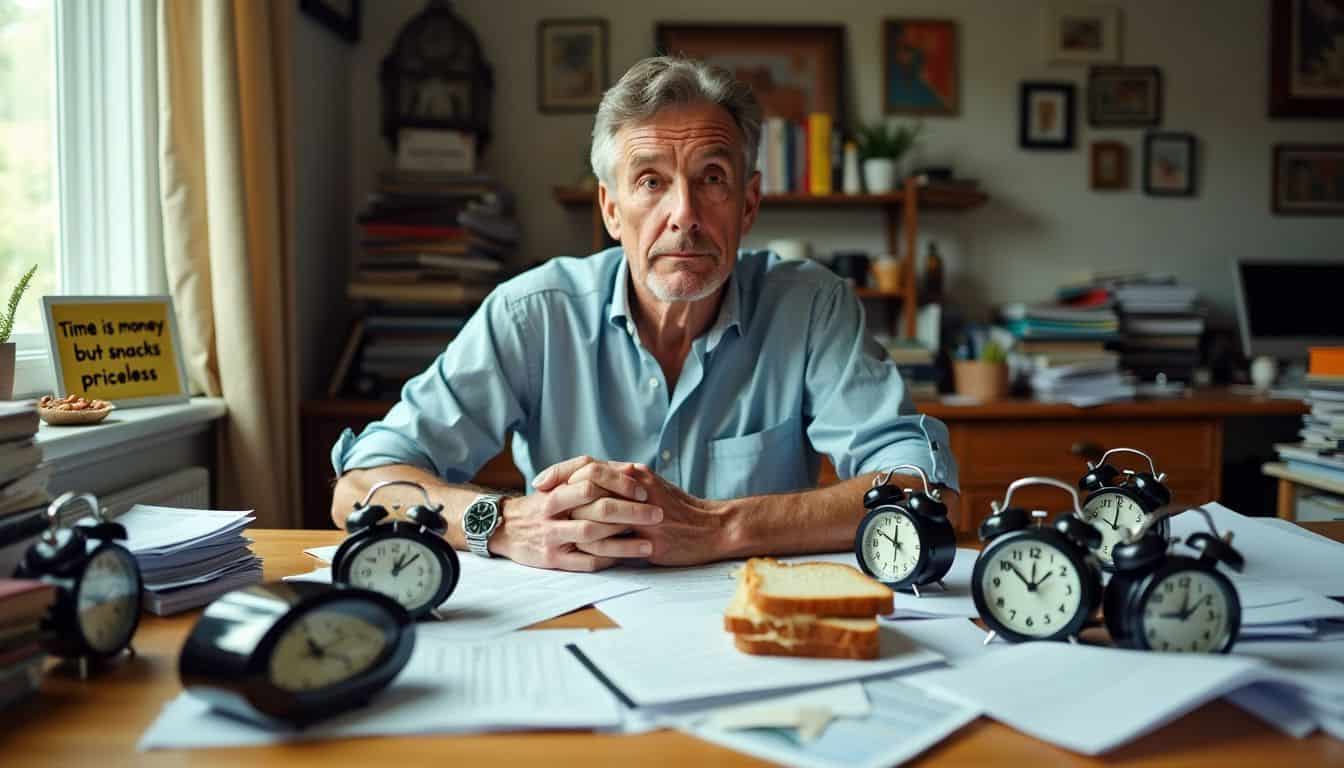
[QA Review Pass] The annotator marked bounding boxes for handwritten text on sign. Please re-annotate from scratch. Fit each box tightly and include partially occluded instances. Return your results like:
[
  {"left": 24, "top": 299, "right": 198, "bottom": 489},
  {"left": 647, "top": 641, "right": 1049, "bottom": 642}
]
[{"left": 47, "top": 300, "right": 185, "bottom": 401}]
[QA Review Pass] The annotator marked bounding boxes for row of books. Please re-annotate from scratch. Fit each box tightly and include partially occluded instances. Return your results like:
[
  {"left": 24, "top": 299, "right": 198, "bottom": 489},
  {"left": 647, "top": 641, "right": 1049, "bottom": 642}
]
[
  {"left": 1275, "top": 348, "right": 1344, "bottom": 493},
  {"left": 757, "top": 114, "right": 838, "bottom": 196}
]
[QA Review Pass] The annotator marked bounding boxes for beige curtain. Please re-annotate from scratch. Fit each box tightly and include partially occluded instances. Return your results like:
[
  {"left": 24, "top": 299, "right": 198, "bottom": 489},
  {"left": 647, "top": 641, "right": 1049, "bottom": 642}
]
[{"left": 157, "top": 0, "right": 297, "bottom": 526}]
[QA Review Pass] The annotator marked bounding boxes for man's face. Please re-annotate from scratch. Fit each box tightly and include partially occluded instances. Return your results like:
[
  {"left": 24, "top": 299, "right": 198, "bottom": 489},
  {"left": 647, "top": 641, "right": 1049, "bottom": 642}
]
[{"left": 599, "top": 102, "right": 761, "bottom": 303}]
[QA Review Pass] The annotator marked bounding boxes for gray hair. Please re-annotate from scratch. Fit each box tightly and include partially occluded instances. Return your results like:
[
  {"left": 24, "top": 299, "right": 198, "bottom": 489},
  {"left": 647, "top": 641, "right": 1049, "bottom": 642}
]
[{"left": 590, "top": 56, "right": 763, "bottom": 192}]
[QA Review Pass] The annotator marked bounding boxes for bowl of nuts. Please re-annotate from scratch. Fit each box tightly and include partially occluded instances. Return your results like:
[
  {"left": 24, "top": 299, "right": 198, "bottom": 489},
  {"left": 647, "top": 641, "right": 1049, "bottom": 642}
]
[{"left": 38, "top": 394, "right": 115, "bottom": 425}]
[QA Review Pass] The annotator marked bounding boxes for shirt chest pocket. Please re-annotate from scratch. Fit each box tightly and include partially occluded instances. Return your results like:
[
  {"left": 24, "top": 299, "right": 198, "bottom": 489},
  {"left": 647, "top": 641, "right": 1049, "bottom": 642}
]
[{"left": 705, "top": 416, "right": 807, "bottom": 500}]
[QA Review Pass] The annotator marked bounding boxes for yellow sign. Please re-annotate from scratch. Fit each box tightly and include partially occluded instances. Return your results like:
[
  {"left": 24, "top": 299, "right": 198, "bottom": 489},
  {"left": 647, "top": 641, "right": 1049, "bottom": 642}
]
[{"left": 43, "top": 296, "right": 189, "bottom": 406}]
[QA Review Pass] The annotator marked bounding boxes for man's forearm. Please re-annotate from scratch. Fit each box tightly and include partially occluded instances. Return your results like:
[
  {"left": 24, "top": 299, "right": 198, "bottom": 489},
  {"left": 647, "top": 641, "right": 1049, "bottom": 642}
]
[
  {"left": 717, "top": 473, "right": 958, "bottom": 560},
  {"left": 331, "top": 465, "right": 491, "bottom": 551}
]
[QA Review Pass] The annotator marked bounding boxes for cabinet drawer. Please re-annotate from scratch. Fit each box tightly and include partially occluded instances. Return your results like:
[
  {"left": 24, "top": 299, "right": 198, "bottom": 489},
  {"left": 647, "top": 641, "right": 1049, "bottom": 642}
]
[
  {"left": 957, "top": 483, "right": 1214, "bottom": 534},
  {"left": 953, "top": 419, "right": 1217, "bottom": 486}
]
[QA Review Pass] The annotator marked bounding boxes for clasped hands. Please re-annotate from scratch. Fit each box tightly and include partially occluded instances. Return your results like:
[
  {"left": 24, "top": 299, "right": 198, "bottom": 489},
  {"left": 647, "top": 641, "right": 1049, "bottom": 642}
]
[{"left": 491, "top": 455, "right": 728, "bottom": 572}]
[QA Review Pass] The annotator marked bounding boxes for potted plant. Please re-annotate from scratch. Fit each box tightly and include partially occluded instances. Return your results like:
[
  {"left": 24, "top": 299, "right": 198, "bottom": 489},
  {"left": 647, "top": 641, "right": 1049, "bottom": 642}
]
[
  {"left": 855, "top": 120, "right": 923, "bottom": 194},
  {"left": 0, "top": 265, "right": 38, "bottom": 400},
  {"left": 953, "top": 339, "right": 1011, "bottom": 402}
]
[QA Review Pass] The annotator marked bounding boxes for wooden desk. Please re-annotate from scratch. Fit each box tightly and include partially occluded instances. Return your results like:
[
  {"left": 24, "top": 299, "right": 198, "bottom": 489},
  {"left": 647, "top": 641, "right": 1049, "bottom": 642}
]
[
  {"left": 1264, "top": 462, "right": 1344, "bottom": 520},
  {"left": 7, "top": 526, "right": 1344, "bottom": 766}
]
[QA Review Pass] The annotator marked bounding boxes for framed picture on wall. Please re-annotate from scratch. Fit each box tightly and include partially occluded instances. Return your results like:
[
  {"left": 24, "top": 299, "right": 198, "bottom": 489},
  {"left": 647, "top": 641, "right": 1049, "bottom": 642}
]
[
  {"left": 1144, "top": 132, "right": 1197, "bottom": 196},
  {"left": 1088, "top": 66, "right": 1161, "bottom": 126},
  {"left": 1042, "top": 4, "right": 1121, "bottom": 65},
  {"left": 537, "top": 19, "right": 609, "bottom": 113},
  {"left": 655, "top": 24, "right": 846, "bottom": 124},
  {"left": 882, "top": 19, "right": 958, "bottom": 115},
  {"left": 1269, "top": 0, "right": 1344, "bottom": 118},
  {"left": 300, "top": 0, "right": 360, "bottom": 43},
  {"left": 1019, "top": 82, "right": 1075, "bottom": 150},
  {"left": 1273, "top": 144, "right": 1344, "bottom": 215},
  {"left": 1091, "top": 140, "right": 1129, "bottom": 189}
]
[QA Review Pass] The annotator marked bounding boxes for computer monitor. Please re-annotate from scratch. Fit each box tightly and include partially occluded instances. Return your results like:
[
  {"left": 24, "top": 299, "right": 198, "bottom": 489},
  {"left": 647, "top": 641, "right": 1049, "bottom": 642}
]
[{"left": 1233, "top": 260, "right": 1344, "bottom": 361}]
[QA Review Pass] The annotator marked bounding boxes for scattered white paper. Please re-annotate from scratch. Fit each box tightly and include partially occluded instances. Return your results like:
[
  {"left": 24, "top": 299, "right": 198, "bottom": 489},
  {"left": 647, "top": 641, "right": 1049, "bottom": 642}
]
[
  {"left": 1233, "top": 639, "right": 1344, "bottom": 700},
  {"left": 569, "top": 620, "right": 942, "bottom": 708},
  {"left": 700, "top": 682, "right": 871, "bottom": 742},
  {"left": 116, "top": 504, "right": 254, "bottom": 555},
  {"left": 1237, "top": 578, "right": 1344, "bottom": 626},
  {"left": 1227, "top": 683, "right": 1319, "bottom": 738},
  {"left": 886, "top": 618, "right": 995, "bottom": 663},
  {"left": 1171, "top": 504, "right": 1344, "bottom": 596},
  {"left": 306, "top": 544, "right": 339, "bottom": 562},
  {"left": 138, "top": 630, "right": 620, "bottom": 750},
  {"left": 906, "top": 642, "right": 1264, "bottom": 755},
  {"left": 883, "top": 549, "right": 980, "bottom": 619}
]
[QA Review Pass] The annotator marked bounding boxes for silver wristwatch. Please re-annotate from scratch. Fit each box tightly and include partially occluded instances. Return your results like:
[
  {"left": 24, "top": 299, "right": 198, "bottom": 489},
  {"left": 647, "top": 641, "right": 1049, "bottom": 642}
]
[{"left": 462, "top": 494, "right": 503, "bottom": 558}]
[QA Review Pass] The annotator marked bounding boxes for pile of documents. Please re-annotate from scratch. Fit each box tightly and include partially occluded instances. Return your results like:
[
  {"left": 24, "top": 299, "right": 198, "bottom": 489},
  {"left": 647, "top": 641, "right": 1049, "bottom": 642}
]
[
  {"left": 0, "top": 578, "right": 54, "bottom": 710},
  {"left": 116, "top": 505, "right": 263, "bottom": 615},
  {"left": 0, "top": 401, "right": 50, "bottom": 573}
]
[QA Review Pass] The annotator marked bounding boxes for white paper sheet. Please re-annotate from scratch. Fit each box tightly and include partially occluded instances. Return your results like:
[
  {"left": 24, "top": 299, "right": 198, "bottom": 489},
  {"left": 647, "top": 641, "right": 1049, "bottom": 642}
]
[
  {"left": 686, "top": 678, "right": 980, "bottom": 768},
  {"left": 1237, "top": 578, "right": 1344, "bottom": 626},
  {"left": 1227, "top": 683, "right": 1319, "bottom": 739},
  {"left": 569, "top": 620, "right": 943, "bottom": 708},
  {"left": 1233, "top": 639, "right": 1344, "bottom": 699},
  {"left": 906, "top": 642, "right": 1264, "bottom": 755},
  {"left": 138, "top": 630, "right": 619, "bottom": 750},
  {"left": 285, "top": 556, "right": 647, "bottom": 641},
  {"left": 887, "top": 618, "right": 996, "bottom": 662},
  {"left": 115, "top": 504, "right": 254, "bottom": 555},
  {"left": 1170, "top": 503, "right": 1344, "bottom": 596},
  {"left": 884, "top": 549, "right": 981, "bottom": 619}
]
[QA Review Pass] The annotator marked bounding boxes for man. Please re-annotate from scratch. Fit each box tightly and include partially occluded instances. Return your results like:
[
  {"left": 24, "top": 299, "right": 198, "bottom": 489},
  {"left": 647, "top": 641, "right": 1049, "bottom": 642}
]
[{"left": 331, "top": 56, "right": 958, "bottom": 571}]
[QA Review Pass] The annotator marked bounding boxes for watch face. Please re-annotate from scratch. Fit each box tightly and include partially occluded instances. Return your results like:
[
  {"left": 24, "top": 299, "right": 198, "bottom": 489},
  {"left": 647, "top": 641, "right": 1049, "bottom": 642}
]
[
  {"left": 1080, "top": 491, "right": 1149, "bottom": 564},
  {"left": 269, "top": 604, "right": 392, "bottom": 693},
  {"left": 463, "top": 500, "right": 498, "bottom": 537},
  {"left": 1138, "top": 569, "right": 1235, "bottom": 652},
  {"left": 978, "top": 536, "right": 1085, "bottom": 639},
  {"left": 859, "top": 509, "right": 922, "bottom": 583},
  {"left": 348, "top": 537, "right": 445, "bottom": 612},
  {"left": 76, "top": 546, "right": 141, "bottom": 654}
]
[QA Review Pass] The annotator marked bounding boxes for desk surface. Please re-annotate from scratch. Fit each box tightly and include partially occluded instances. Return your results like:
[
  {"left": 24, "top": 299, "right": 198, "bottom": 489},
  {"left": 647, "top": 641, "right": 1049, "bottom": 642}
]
[{"left": 6, "top": 526, "right": 1344, "bottom": 767}]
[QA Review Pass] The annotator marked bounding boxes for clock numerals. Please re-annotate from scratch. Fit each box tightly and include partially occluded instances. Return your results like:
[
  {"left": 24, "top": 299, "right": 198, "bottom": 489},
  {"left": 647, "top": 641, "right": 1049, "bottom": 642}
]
[
  {"left": 348, "top": 538, "right": 445, "bottom": 612},
  {"left": 979, "top": 539, "right": 1085, "bottom": 639},
  {"left": 1138, "top": 570, "right": 1233, "bottom": 653},
  {"left": 859, "top": 511, "right": 921, "bottom": 583}
]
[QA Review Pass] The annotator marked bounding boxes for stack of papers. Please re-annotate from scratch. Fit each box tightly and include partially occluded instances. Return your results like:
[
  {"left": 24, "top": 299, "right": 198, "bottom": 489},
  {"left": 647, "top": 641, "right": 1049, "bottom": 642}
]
[
  {"left": 116, "top": 505, "right": 262, "bottom": 615},
  {"left": 882, "top": 550, "right": 980, "bottom": 620},
  {"left": 1231, "top": 640, "right": 1344, "bottom": 740}
]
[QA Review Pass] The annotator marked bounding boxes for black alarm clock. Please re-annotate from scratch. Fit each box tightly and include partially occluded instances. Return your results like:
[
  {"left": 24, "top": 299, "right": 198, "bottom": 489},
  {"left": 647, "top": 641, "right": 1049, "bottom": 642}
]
[
  {"left": 971, "top": 477, "right": 1104, "bottom": 644},
  {"left": 332, "top": 480, "right": 460, "bottom": 619},
  {"left": 179, "top": 581, "right": 415, "bottom": 727},
  {"left": 1076, "top": 447, "right": 1172, "bottom": 569},
  {"left": 1104, "top": 507, "right": 1244, "bottom": 654},
  {"left": 13, "top": 492, "right": 143, "bottom": 679},
  {"left": 854, "top": 464, "right": 955, "bottom": 596}
]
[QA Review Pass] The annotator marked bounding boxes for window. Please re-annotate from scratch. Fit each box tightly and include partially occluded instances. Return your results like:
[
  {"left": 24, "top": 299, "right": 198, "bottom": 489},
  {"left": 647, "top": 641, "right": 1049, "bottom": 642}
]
[{"left": 1, "top": 0, "right": 163, "bottom": 397}]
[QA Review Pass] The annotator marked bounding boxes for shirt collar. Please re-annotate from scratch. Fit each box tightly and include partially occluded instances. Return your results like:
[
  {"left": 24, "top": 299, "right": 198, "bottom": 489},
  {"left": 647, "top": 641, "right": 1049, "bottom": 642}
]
[{"left": 606, "top": 249, "right": 743, "bottom": 351}]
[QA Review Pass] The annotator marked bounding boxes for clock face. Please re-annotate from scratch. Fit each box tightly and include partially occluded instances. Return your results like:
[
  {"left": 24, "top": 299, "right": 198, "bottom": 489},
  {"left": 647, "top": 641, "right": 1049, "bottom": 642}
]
[
  {"left": 463, "top": 501, "right": 498, "bottom": 537},
  {"left": 75, "top": 546, "right": 141, "bottom": 654},
  {"left": 269, "top": 608, "right": 390, "bottom": 693},
  {"left": 979, "top": 537, "right": 1085, "bottom": 639},
  {"left": 1080, "top": 491, "right": 1149, "bottom": 563},
  {"left": 859, "top": 509, "right": 922, "bottom": 583},
  {"left": 348, "top": 538, "right": 444, "bottom": 612},
  {"left": 1138, "top": 569, "right": 1234, "bottom": 653}
]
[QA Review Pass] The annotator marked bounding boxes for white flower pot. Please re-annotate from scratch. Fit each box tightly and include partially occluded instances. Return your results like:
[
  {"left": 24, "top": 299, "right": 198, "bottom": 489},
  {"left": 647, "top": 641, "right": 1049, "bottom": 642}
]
[{"left": 863, "top": 158, "right": 898, "bottom": 194}]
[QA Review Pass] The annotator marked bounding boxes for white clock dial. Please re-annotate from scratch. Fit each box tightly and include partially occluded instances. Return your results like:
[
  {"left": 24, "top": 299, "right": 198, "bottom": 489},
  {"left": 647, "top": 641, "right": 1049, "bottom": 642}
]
[
  {"left": 860, "top": 510, "right": 921, "bottom": 583},
  {"left": 76, "top": 547, "right": 140, "bottom": 654},
  {"left": 1139, "top": 570, "right": 1233, "bottom": 653},
  {"left": 269, "top": 609, "right": 388, "bottom": 692},
  {"left": 1080, "top": 492, "right": 1149, "bottom": 563},
  {"left": 348, "top": 538, "right": 444, "bottom": 612},
  {"left": 980, "top": 539, "right": 1084, "bottom": 638}
]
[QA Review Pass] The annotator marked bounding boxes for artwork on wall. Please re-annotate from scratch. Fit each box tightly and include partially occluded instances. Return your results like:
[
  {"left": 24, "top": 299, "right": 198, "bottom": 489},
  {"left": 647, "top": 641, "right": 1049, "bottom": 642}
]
[
  {"left": 1269, "top": 0, "right": 1344, "bottom": 118},
  {"left": 1088, "top": 66, "right": 1162, "bottom": 127},
  {"left": 655, "top": 24, "right": 846, "bottom": 124},
  {"left": 882, "top": 19, "right": 958, "bottom": 115},
  {"left": 1144, "top": 132, "right": 1197, "bottom": 196},
  {"left": 300, "top": 0, "right": 360, "bottom": 43},
  {"left": 1091, "top": 140, "right": 1129, "bottom": 189},
  {"left": 537, "top": 19, "right": 609, "bottom": 113},
  {"left": 1273, "top": 144, "right": 1344, "bottom": 215},
  {"left": 1043, "top": 4, "right": 1121, "bottom": 64},
  {"left": 1019, "top": 82, "right": 1075, "bottom": 150}
]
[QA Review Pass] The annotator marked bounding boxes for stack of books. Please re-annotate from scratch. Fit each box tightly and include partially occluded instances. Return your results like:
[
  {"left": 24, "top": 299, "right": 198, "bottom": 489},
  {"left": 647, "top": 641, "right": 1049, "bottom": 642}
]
[
  {"left": 0, "top": 578, "right": 54, "bottom": 709},
  {"left": 0, "top": 402, "right": 50, "bottom": 575},
  {"left": 998, "top": 300, "right": 1133, "bottom": 404},
  {"left": 117, "top": 505, "right": 263, "bottom": 616},
  {"left": 1276, "top": 348, "right": 1344, "bottom": 490},
  {"left": 1059, "top": 273, "right": 1204, "bottom": 384},
  {"left": 880, "top": 340, "right": 938, "bottom": 399},
  {"left": 999, "top": 302, "right": 1120, "bottom": 341}
]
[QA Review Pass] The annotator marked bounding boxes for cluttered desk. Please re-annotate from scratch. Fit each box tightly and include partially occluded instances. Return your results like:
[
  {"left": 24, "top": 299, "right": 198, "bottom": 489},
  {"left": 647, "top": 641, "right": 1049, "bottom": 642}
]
[{"left": 4, "top": 485, "right": 1344, "bottom": 766}]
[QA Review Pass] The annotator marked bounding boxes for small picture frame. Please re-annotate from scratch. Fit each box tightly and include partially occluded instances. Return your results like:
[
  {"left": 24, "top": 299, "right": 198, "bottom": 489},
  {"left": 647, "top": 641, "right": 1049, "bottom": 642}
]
[
  {"left": 1019, "top": 82, "right": 1076, "bottom": 150},
  {"left": 883, "top": 19, "right": 959, "bottom": 115},
  {"left": 1043, "top": 4, "right": 1121, "bottom": 65},
  {"left": 1088, "top": 66, "right": 1162, "bottom": 127},
  {"left": 537, "top": 18, "right": 609, "bottom": 114},
  {"left": 1091, "top": 140, "right": 1129, "bottom": 190},
  {"left": 1272, "top": 144, "right": 1344, "bottom": 216},
  {"left": 1143, "top": 132, "right": 1197, "bottom": 197}
]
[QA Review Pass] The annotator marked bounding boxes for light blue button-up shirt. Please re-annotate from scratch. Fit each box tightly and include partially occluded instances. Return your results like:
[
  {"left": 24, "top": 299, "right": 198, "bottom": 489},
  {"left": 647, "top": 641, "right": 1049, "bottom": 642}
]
[{"left": 332, "top": 247, "right": 958, "bottom": 499}]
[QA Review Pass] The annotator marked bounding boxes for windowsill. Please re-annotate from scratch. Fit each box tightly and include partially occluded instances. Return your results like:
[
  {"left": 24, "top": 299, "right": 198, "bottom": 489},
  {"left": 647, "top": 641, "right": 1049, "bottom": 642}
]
[{"left": 35, "top": 396, "right": 227, "bottom": 470}]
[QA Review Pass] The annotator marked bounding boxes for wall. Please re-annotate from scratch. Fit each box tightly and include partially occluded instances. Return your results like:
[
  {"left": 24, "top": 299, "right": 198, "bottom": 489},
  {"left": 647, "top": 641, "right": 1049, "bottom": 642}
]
[{"left": 346, "top": 0, "right": 1344, "bottom": 335}]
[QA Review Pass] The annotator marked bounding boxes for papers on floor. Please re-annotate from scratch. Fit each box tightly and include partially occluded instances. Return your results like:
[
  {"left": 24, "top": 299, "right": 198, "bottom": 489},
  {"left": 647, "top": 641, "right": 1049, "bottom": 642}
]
[
  {"left": 286, "top": 556, "right": 646, "bottom": 641},
  {"left": 138, "top": 629, "right": 620, "bottom": 750},
  {"left": 116, "top": 505, "right": 262, "bottom": 615},
  {"left": 882, "top": 549, "right": 980, "bottom": 619}
]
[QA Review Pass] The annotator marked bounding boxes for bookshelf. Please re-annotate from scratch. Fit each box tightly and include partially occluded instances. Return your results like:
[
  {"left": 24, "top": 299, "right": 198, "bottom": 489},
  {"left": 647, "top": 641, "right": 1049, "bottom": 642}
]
[{"left": 553, "top": 178, "right": 989, "bottom": 338}]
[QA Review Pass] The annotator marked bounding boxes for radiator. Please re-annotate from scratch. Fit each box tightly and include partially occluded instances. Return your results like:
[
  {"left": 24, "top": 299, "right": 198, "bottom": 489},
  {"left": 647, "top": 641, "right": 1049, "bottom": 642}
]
[{"left": 100, "top": 466, "right": 211, "bottom": 519}]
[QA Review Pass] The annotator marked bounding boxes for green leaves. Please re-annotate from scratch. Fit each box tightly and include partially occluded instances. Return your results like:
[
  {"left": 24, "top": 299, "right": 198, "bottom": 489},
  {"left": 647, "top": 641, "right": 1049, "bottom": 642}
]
[
  {"left": 0, "top": 263, "right": 36, "bottom": 344},
  {"left": 856, "top": 120, "right": 924, "bottom": 161}
]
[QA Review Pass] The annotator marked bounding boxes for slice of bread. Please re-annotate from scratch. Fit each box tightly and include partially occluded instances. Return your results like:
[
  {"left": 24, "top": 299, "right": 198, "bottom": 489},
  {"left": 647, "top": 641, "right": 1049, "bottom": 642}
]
[
  {"left": 723, "top": 578, "right": 879, "bottom": 648},
  {"left": 733, "top": 631, "right": 879, "bottom": 660},
  {"left": 743, "top": 558, "right": 894, "bottom": 618}
]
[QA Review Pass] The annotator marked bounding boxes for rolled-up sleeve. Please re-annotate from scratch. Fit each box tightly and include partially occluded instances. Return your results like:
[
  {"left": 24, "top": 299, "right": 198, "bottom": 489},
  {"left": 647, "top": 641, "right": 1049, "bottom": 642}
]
[
  {"left": 331, "top": 290, "right": 533, "bottom": 482},
  {"left": 802, "top": 281, "right": 959, "bottom": 491}
]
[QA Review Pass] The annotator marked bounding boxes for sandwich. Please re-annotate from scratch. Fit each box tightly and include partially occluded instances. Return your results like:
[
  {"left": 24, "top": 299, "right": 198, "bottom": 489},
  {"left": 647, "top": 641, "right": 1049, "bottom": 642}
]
[{"left": 724, "top": 558, "right": 895, "bottom": 660}]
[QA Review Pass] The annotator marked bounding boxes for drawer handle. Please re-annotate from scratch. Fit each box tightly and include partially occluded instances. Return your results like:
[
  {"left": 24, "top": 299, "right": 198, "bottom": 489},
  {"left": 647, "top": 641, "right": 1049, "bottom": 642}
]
[{"left": 1071, "top": 441, "right": 1103, "bottom": 462}]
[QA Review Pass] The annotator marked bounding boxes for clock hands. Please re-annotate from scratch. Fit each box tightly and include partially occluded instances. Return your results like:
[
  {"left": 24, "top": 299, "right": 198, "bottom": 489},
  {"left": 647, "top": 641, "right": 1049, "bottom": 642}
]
[
  {"left": 1031, "top": 571, "right": 1053, "bottom": 589},
  {"left": 391, "top": 552, "right": 421, "bottom": 578},
  {"left": 1006, "top": 562, "right": 1032, "bottom": 590},
  {"left": 1108, "top": 508, "right": 1122, "bottom": 531}
]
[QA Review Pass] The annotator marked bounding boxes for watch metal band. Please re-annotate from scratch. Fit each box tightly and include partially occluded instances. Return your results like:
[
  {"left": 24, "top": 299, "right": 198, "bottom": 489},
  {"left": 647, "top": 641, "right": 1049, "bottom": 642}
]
[{"left": 465, "top": 494, "right": 502, "bottom": 558}]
